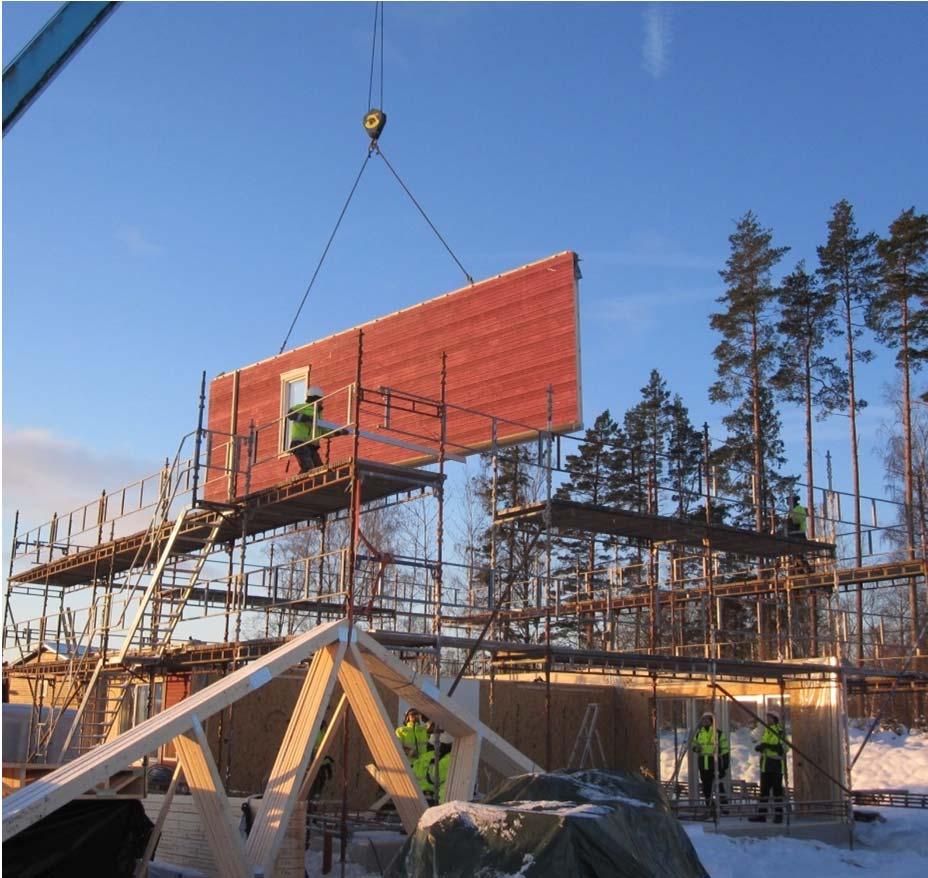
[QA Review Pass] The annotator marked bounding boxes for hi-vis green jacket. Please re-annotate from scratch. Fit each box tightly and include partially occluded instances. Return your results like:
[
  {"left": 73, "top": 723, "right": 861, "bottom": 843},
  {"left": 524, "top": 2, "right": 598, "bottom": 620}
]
[
  {"left": 758, "top": 722, "right": 787, "bottom": 773},
  {"left": 288, "top": 400, "right": 324, "bottom": 445},
  {"left": 693, "top": 726, "right": 730, "bottom": 771}
]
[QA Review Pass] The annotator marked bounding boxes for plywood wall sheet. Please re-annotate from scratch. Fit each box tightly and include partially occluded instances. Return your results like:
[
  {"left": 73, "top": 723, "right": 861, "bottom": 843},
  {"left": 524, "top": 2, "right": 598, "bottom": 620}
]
[
  {"left": 478, "top": 680, "right": 655, "bottom": 779},
  {"left": 206, "top": 252, "right": 581, "bottom": 498}
]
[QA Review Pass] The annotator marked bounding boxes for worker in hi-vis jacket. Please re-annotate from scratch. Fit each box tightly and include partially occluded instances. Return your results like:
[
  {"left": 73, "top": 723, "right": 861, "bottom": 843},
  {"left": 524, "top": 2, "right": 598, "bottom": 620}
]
[{"left": 288, "top": 386, "right": 325, "bottom": 472}]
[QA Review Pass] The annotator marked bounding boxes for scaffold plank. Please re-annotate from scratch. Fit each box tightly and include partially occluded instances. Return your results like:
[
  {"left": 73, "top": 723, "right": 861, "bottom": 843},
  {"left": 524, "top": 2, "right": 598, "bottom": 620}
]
[
  {"left": 496, "top": 499, "right": 836, "bottom": 558},
  {"left": 9, "top": 460, "right": 442, "bottom": 589}
]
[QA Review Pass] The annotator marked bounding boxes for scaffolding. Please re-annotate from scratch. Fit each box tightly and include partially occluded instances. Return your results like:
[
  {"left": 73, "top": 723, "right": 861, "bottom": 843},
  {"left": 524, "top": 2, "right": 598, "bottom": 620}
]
[{"left": 3, "top": 340, "right": 927, "bottom": 838}]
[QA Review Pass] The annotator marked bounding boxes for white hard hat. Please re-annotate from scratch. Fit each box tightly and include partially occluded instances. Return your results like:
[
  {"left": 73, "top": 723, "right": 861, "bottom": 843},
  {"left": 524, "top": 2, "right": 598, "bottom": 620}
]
[{"left": 306, "top": 386, "right": 323, "bottom": 399}]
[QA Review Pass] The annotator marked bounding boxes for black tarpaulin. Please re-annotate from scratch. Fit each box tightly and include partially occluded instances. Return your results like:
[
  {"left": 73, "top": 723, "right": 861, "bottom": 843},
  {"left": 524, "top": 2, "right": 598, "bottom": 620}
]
[
  {"left": 3, "top": 799, "right": 153, "bottom": 878},
  {"left": 386, "top": 770, "right": 709, "bottom": 878}
]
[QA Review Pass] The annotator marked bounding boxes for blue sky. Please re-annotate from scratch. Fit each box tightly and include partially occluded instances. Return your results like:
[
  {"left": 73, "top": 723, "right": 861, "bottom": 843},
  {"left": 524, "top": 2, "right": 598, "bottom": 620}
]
[{"left": 3, "top": 2, "right": 927, "bottom": 540}]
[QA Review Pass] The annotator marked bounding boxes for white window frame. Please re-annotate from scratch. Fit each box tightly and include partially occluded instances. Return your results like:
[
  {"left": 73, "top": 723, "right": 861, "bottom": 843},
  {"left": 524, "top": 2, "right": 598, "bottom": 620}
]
[{"left": 279, "top": 367, "right": 310, "bottom": 455}]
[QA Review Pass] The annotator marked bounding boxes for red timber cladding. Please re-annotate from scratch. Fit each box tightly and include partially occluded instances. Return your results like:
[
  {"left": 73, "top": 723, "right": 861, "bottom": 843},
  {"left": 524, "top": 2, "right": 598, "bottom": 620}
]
[
  {"left": 164, "top": 675, "right": 190, "bottom": 709},
  {"left": 206, "top": 251, "right": 582, "bottom": 500}
]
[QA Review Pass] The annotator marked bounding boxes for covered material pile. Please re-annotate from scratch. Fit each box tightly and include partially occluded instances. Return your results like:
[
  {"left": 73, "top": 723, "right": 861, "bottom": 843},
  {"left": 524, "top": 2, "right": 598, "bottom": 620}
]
[{"left": 386, "top": 769, "right": 708, "bottom": 878}]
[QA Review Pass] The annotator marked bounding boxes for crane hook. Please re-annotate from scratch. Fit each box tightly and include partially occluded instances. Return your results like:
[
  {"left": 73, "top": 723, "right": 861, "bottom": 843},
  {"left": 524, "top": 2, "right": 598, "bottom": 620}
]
[{"left": 363, "top": 108, "right": 387, "bottom": 141}]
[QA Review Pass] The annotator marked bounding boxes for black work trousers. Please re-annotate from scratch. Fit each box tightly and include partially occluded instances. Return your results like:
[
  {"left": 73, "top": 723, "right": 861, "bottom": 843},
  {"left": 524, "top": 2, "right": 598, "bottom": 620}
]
[
  {"left": 698, "top": 755, "right": 729, "bottom": 808},
  {"left": 759, "top": 767, "right": 784, "bottom": 819},
  {"left": 290, "top": 440, "right": 323, "bottom": 473}
]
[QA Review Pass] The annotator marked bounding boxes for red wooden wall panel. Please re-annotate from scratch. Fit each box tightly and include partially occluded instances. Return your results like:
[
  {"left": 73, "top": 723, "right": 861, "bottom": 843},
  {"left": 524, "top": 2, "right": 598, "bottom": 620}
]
[{"left": 205, "top": 251, "right": 582, "bottom": 499}]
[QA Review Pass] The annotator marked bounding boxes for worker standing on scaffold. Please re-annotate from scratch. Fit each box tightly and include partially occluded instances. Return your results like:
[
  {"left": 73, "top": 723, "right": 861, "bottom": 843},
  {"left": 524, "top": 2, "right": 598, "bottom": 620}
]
[
  {"left": 693, "top": 712, "right": 730, "bottom": 815},
  {"left": 288, "top": 386, "right": 325, "bottom": 472},
  {"left": 786, "top": 495, "right": 812, "bottom": 573},
  {"left": 750, "top": 711, "right": 787, "bottom": 823},
  {"left": 786, "top": 496, "right": 807, "bottom": 539}
]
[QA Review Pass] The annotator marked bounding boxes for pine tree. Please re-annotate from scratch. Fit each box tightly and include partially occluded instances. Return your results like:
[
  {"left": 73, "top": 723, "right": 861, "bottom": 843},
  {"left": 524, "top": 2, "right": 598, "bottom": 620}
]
[
  {"left": 555, "top": 411, "right": 627, "bottom": 644},
  {"left": 773, "top": 260, "right": 847, "bottom": 538},
  {"left": 555, "top": 410, "right": 626, "bottom": 509},
  {"left": 817, "top": 199, "right": 880, "bottom": 564},
  {"left": 665, "top": 394, "right": 705, "bottom": 521},
  {"left": 710, "top": 211, "right": 790, "bottom": 530},
  {"left": 712, "top": 386, "right": 790, "bottom": 530},
  {"left": 472, "top": 444, "right": 547, "bottom": 641},
  {"left": 622, "top": 372, "right": 675, "bottom": 650},
  {"left": 623, "top": 370, "right": 672, "bottom": 516},
  {"left": 664, "top": 394, "right": 706, "bottom": 650},
  {"left": 872, "top": 208, "right": 928, "bottom": 565}
]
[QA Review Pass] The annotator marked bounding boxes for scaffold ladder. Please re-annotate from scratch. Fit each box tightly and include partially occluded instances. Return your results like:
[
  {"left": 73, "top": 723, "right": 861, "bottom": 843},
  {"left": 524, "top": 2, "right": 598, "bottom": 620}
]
[{"left": 567, "top": 702, "right": 607, "bottom": 770}]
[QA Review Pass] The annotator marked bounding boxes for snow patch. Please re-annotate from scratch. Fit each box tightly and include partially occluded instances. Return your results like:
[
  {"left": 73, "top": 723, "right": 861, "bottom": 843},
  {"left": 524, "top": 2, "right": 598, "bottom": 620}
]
[
  {"left": 497, "top": 853, "right": 535, "bottom": 878},
  {"left": 660, "top": 725, "right": 928, "bottom": 794},
  {"left": 497, "top": 800, "right": 615, "bottom": 819},
  {"left": 419, "top": 801, "right": 523, "bottom": 842},
  {"left": 685, "top": 807, "right": 928, "bottom": 878}
]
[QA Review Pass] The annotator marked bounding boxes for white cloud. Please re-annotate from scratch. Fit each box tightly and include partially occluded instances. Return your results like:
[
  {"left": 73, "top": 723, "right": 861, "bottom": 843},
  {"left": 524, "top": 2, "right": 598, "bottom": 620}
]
[
  {"left": 585, "top": 231, "right": 718, "bottom": 272},
  {"left": 116, "top": 225, "right": 161, "bottom": 255},
  {"left": 589, "top": 287, "right": 716, "bottom": 332},
  {"left": 642, "top": 4, "right": 671, "bottom": 80},
  {"left": 2, "top": 428, "right": 152, "bottom": 549}
]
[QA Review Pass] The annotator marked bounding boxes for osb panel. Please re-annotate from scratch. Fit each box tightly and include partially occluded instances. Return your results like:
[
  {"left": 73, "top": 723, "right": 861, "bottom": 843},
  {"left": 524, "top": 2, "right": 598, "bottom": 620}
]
[
  {"left": 206, "top": 252, "right": 581, "bottom": 500},
  {"left": 478, "top": 680, "right": 655, "bottom": 787},
  {"left": 787, "top": 676, "right": 846, "bottom": 804},
  {"left": 200, "top": 666, "right": 399, "bottom": 811}
]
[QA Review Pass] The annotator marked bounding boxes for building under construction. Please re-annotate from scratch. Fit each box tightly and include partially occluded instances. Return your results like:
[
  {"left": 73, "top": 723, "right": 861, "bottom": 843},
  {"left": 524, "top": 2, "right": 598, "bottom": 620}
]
[{"left": 3, "top": 251, "right": 927, "bottom": 875}]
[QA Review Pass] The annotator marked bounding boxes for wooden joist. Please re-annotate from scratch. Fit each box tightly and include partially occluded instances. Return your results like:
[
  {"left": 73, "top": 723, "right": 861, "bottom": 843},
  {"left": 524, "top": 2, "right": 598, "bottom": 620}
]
[
  {"left": 134, "top": 762, "right": 183, "bottom": 877},
  {"left": 338, "top": 641, "right": 427, "bottom": 833},
  {"left": 354, "top": 628, "right": 540, "bottom": 778},
  {"left": 444, "top": 732, "right": 481, "bottom": 803},
  {"left": 246, "top": 641, "right": 346, "bottom": 878},
  {"left": 298, "top": 693, "right": 347, "bottom": 801},
  {"left": 174, "top": 718, "right": 251, "bottom": 878},
  {"left": 3, "top": 617, "right": 539, "bottom": 852},
  {"left": 2, "top": 618, "right": 345, "bottom": 841}
]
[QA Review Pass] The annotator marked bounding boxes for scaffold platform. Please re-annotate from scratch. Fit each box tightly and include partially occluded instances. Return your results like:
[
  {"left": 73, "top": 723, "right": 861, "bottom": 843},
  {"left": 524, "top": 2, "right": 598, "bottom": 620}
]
[
  {"left": 9, "top": 460, "right": 442, "bottom": 589},
  {"left": 451, "top": 558, "right": 926, "bottom": 628},
  {"left": 496, "top": 498, "right": 836, "bottom": 557}
]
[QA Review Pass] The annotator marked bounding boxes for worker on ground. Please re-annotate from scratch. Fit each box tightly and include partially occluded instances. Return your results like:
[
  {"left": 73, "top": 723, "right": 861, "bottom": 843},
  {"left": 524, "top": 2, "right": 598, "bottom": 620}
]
[
  {"left": 749, "top": 712, "right": 787, "bottom": 824},
  {"left": 288, "top": 386, "right": 326, "bottom": 473},
  {"left": 692, "top": 712, "right": 730, "bottom": 814},
  {"left": 413, "top": 732, "right": 453, "bottom": 803},
  {"left": 395, "top": 707, "right": 429, "bottom": 762},
  {"left": 309, "top": 716, "right": 334, "bottom": 800}
]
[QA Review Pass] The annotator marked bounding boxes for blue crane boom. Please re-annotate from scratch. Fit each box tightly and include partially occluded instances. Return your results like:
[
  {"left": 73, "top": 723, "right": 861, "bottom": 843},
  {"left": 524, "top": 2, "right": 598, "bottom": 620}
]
[{"left": 2, "top": 1, "right": 119, "bottom": 136}]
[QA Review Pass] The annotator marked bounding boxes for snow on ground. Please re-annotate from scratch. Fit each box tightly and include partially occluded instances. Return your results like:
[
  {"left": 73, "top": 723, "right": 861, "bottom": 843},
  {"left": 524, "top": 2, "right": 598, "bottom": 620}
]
[
  {"left": 848, "top": 725, "right": 928, "bottom": 792},
  {"left": 660, "top": 724, "right": 928, "bottom": 793},
  {"left": 312, "top": 803, "right": 928, "bottom": 878},
  {"left": 686, "top": 807, "right": 928, "bottom": 878}
]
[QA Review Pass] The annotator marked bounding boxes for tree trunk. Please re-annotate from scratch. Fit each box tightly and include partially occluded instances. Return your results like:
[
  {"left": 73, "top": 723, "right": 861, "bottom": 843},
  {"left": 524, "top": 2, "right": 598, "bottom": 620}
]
[
  {"left": 751, "top": 313, "right": 764, "bottom": 532},
  {"left": 845, "top": 294, "right": 863, "bottom": 566},
  {"left": 901, "top": 297, "right": 918, "bottom": 653},
  {"left": 901, "top": 297, "right": 916, "bottom": 560},
  {"left": 803, "top": 348, "right": 815, "bottom": 540}
]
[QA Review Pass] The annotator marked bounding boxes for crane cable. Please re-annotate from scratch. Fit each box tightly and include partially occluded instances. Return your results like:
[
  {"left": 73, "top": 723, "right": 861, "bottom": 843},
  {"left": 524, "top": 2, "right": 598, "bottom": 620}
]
[
  {"left": 278, "top": 151, "right": 371, "bottom": 354},
  {"left": 367, "top": 0, "right": 383, "bottom": 111},
  {"left": 279, "top": 1, "right": 473, "bottom": 353},
  {"left": 373, "top": 142, "right": 474, "bottom": 286}
]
